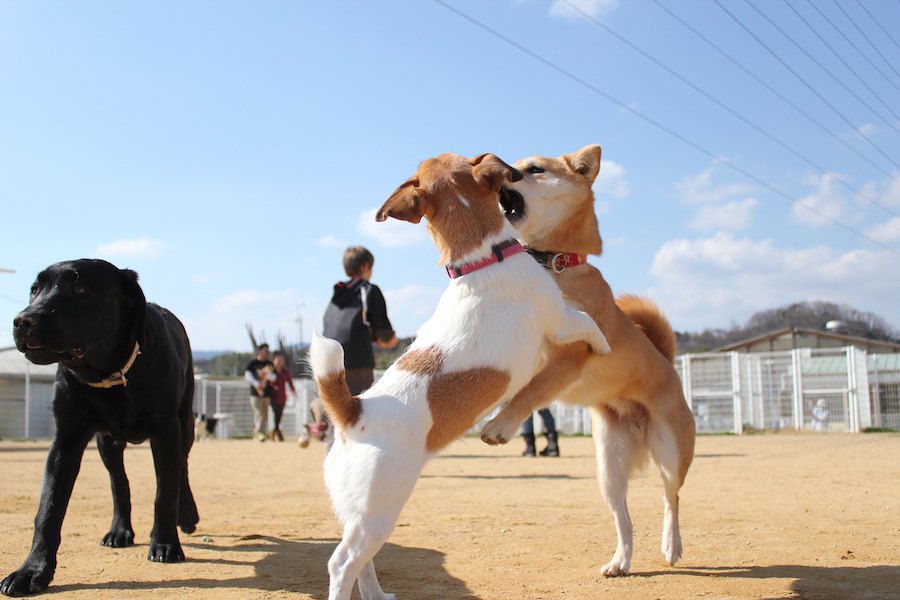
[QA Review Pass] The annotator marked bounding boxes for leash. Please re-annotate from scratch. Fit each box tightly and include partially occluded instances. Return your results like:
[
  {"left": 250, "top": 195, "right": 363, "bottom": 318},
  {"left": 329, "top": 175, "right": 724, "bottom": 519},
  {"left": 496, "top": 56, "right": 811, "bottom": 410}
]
[
  {"left": 85, "top": 341, "right": 141, "bottom": 389},
  {"left": 445, "top": 239, "right": 525, "bottom": 279},
  {"left": 526, "top": 249, "right": 587, "bottom": 273}
]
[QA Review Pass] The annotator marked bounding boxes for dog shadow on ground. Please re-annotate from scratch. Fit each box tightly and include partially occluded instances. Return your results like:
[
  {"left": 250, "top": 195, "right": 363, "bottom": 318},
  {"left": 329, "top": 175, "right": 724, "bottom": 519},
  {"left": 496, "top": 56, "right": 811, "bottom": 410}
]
[
  {"left": 642, "top": 564, "right": 900, "bottom": 600},
  {"left": 51, "top": 534, "right": 477, "bottom": 599}
]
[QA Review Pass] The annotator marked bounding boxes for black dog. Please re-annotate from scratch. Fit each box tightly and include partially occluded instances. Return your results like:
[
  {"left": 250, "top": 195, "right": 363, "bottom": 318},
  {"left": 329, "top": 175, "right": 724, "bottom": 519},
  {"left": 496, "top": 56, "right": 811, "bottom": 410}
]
[{"left": 2, "top": 259, "right": 199, "bottom": 596}]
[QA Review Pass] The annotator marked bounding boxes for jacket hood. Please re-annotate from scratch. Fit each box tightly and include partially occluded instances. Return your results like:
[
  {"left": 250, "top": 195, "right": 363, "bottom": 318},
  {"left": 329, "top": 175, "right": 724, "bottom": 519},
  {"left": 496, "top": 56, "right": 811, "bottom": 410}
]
[{"left": 330, "top": 279, "right": 367, "bottom": 308}]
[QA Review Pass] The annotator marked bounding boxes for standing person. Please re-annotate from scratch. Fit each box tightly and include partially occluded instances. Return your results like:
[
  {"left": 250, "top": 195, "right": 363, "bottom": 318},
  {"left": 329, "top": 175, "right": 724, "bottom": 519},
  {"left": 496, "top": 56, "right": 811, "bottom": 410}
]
[
  {"left": 811, "top": 398, "right": 829, "bottom": 432},
  {"left": 521, "top": 407, "right": 560, "bottom": 457},
  {"left": 323, "top": 246, "right": 398, "bottom": 399},
  {"left": 244, "top": 343, "right": 275, "bottom": 442},
  {"left": 269, "top": 350, "right": 296, "bottom": 441}
]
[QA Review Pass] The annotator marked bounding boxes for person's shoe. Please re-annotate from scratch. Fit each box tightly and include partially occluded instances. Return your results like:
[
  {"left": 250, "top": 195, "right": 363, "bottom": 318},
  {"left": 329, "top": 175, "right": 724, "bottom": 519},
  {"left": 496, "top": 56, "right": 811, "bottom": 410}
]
[
  {"left": 298, "top": 426, "right": 311, "bottom": 448},
  {"left": 539, "top": 431, "right": 560, "bottom": 457},
  {"left": 275, "top": 428, "right": 284, "bottom": 442},
  {"left": 522, "top": 433, "right": 537, "bottom": 457}
]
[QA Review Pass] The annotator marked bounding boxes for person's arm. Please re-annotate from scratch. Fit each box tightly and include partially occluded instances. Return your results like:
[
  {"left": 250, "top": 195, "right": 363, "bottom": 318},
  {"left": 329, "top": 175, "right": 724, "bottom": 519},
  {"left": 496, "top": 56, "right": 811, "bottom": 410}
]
[
  {"left": 366, "top": 285, "right": 397, "bottom": 347},
  {"left": 244, "top": 365, "right": 260, "bottom": 387}
]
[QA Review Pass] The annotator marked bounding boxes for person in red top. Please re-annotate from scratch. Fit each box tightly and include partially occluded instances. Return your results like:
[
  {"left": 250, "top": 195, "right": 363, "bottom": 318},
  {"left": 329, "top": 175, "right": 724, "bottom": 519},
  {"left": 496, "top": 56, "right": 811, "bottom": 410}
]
[{"left": 269, "top": 351, "right": 296, "bottom": 441}]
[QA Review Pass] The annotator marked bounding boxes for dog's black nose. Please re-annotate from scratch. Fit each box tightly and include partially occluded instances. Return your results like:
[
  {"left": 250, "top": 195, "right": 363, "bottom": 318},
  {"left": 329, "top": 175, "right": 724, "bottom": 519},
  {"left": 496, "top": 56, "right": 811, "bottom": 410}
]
[{"left": 13, "top": 314, "right": 35, "bottom": 330}]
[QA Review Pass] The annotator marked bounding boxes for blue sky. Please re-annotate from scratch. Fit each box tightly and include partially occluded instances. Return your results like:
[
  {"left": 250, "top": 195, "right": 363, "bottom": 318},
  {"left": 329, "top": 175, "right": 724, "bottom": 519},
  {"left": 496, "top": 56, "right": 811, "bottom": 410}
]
[{"left": 2, "top": 0, "right": 899, "bottom": 352}]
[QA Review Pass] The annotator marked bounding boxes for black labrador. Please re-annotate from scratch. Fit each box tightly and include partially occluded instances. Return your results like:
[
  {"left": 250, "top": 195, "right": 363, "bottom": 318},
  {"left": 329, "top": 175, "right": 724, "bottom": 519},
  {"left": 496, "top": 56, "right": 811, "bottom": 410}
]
[{"left": 2, "top": 259, "right": 199, "bottom": 596}]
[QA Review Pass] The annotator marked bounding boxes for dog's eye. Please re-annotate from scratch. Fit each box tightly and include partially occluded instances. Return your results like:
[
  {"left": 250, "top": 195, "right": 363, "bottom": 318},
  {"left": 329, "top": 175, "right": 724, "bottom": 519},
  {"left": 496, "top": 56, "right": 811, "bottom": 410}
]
[
  {"left": 73, "top": 284, "right": 86, "bottom": 295},
  {"left": 30, "top": 285, "right": 38, "bottom": 298},
  {"left": 527, "top": 166, "right": 544, "bottom": 174}
]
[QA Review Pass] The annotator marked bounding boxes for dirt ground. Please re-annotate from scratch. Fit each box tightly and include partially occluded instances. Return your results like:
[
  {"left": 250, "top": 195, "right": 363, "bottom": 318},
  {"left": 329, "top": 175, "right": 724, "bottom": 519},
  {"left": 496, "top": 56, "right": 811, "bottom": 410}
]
[{"left": 1, "top": 433, "right": 898, "bottom": 600}]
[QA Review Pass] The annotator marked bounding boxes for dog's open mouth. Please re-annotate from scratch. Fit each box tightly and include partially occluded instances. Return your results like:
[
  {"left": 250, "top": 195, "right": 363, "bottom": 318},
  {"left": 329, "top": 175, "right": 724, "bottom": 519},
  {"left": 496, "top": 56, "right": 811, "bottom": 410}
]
[
  {"left": 499, "top": 187, "right": 526, "bottom": 223},
  {"left": 19, "top": 340, "right": 84, "bottom": 363}
]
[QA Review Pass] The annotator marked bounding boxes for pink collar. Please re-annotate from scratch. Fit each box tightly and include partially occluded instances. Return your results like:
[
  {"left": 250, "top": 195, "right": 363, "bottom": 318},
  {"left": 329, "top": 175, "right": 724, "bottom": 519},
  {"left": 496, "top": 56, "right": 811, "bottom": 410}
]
[{"left": 446, "top": 239, "right": 525, "bottom": 279}]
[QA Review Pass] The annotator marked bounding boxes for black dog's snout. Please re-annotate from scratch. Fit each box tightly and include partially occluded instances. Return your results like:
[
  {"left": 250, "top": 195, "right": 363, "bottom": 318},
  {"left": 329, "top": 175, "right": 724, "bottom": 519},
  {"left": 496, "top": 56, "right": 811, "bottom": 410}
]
[{"left": 13, "top": 314, "right": 35, "bottom": 331}]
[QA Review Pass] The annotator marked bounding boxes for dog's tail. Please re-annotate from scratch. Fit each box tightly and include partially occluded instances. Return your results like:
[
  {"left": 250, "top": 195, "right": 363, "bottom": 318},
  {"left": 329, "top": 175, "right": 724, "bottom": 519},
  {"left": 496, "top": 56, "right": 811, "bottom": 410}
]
[
  {"left": 308, "top": 332, "right": 362, "bottom": 429},
  {"left": 615, "top": 294, "right": 677, "bottom": 364}
]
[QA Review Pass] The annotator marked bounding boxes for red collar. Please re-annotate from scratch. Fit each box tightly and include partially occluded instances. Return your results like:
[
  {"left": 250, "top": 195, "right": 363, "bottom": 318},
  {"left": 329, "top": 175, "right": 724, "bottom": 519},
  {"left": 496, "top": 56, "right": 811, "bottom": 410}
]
[
  {"left": 526, "top": 249, "right": 588, "bottom": 273},
  {"left": 446, "top": 239, "right": 525, "bottom": 279}
]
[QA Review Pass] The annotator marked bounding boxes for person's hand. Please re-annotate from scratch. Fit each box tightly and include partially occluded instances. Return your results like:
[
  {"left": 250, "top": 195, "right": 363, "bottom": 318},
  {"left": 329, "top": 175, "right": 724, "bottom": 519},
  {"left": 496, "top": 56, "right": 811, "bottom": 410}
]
[{"left": 377, "top": 335, "right": 399, "bottom": 349}]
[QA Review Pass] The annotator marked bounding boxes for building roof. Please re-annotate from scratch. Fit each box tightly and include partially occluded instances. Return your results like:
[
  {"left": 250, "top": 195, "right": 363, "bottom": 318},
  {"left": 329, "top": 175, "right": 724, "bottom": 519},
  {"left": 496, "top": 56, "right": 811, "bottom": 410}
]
[
  {"left": 714, "top": 327, "right": 900, "bottom": 354},
  {"left": 0, "top": 347, "right": 59, "bottom": 377}
]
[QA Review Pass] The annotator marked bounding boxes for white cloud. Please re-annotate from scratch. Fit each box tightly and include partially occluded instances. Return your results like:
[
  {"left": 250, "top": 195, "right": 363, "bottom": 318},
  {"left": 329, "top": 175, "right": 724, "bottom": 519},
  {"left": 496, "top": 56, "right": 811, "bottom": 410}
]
[
  {"left": 549, "top": 0, "right": 619, "bottom": 19},
  {"left": 867, "top": 217, "right": 900, "bottom": 244},
  {"left": 186, "top": 288, "right": 310, "bottom": 350},
  {"left": 688, "top": 197, "right": 758, "bottom": 231},
  {"left": 95, "top": 238, "right": 165, "bottom": 260},
  {"left": 382, "top": 285, "right": 443, "bottom": 337},
  {"left": 317, "top": 234, "right": 346, "bottom": 249},
  {"left": 595, "top": 159, "right": 629, "bottom": 199},
  {"left": 792, "top": 172, "right": 851, "bottom": 227},
  {"left": 648, "top": 232, "right": 899, "bottom": 332},
  {"left": 676, "top": 166, "right": 757, "bottom": 205},
  {"left": 357, "top": 208, "right": 429, "bottom": 247}
]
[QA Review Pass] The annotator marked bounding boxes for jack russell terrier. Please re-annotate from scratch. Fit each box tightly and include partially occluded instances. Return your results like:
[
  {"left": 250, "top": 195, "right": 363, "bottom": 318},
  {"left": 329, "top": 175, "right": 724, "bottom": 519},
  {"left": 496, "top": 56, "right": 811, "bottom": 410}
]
[{"left": 309, "top": 152, "right": 610, "bottom": 600}]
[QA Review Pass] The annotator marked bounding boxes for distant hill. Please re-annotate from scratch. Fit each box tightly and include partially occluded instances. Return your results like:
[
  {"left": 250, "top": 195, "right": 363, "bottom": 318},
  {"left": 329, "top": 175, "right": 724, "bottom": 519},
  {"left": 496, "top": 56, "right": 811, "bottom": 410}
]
[{"left": 192, "top": 350, "right": 232, "bottom": 361}]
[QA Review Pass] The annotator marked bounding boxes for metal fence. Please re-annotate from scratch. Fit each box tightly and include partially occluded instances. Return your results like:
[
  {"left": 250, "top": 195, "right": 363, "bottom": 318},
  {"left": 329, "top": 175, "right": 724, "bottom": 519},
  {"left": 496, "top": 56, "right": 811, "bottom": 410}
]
[{"left": 2, "top": 347, "right": 899, "bottom": 439}]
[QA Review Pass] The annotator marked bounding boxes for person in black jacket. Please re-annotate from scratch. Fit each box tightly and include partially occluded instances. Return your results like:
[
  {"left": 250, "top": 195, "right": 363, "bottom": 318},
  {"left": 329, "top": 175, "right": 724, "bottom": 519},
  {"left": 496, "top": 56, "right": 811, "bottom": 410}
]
[{"left": 323, "top": 246, "right": 398, "bottom": 397}]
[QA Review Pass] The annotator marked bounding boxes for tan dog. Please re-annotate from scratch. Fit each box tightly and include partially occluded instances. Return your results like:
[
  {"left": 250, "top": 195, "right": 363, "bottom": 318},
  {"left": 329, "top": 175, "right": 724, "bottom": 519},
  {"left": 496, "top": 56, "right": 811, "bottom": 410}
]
[{"left": 481, "top": 144, "right": 695, "bottom": 577}]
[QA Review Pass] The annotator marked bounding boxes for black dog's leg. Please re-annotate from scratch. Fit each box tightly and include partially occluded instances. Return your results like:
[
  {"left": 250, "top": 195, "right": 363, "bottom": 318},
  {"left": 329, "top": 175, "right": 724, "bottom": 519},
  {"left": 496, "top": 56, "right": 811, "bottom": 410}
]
[
  {"left": 177, "top": 401, "right": 199, "bottom": 534},
  {"left": 1, "top": 431, "right": 91, "bottom": 596},
  {"left": 147, "top": 419, "right": 185, "bottom": 563},
  {"left": 96, "top": 434, "right": 135, "bottom": 548}
]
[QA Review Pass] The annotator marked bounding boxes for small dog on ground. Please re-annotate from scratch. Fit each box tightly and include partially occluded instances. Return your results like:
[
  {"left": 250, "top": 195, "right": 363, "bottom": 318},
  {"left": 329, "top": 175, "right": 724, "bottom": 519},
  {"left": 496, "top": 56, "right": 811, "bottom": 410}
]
[
  {"left": 481, "top": 144, "right": 696, "bottom": 576},
  {"left": 194, "top": 413, "right": 219, "bottom": 442},
  {"left": 310, "top": 152, "right": 610, "bottom": 600},
  {"left": 3, "top": 259, "right": 199, "bottom": 597}
]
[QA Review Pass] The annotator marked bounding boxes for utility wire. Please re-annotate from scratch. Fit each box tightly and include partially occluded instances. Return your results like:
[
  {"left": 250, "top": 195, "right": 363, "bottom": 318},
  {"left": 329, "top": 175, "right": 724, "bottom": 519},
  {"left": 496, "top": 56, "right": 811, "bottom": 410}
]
[
  {"left": 714, "top": 0, "right": 900, "bottom": 173},
  {"left": 429, "top": 0, "right": 899, "bottom": 255},
  {"left": 783, "top": 0, "right": 900, "bottom": 128},
  {"left": 650, "top": 0, "right": 900, "bottom": 187},
  {"left": 830, "top": 0, "right": 900, "bottom": 87},
  {"left": 854, "top": 0, "right": 900, "bottom": 55},
  {"left": 805, "top": 0, "right": 900, "bottom": 95},
  {"left": 559, "top": 0, "right": 898, "bottom": 218}
]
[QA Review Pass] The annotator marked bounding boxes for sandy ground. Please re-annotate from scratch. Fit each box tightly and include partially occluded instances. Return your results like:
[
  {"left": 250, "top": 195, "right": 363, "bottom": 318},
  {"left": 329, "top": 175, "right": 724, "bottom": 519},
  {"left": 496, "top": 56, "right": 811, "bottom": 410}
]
[{"left": 1, "top": 433, "right": 898, "bottom": 600}]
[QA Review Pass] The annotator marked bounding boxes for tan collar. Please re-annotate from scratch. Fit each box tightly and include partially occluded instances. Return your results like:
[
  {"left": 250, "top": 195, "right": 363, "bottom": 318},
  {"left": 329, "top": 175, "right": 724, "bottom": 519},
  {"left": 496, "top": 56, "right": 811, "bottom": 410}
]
[{"left": 85, "top": 342, "right": 141, "bottom": 389}]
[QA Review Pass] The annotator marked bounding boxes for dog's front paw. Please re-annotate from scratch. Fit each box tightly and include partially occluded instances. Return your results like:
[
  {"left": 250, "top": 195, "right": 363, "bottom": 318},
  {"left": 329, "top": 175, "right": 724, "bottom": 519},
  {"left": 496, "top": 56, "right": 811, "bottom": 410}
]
[
  {"left": 148, "top": 539, "right": 185, "bottom": 563},
  {"left": 0, "top": 563, "right": 53, "bottom": 597},
  {"left": 100, "top": 526, "right": 135, "bottom": 548},
  {"left": 590, "top": 330, "right": 611, "bottom": 355},
  {"left": 480, "top": 417, "right": 518, "bottom": 446}
]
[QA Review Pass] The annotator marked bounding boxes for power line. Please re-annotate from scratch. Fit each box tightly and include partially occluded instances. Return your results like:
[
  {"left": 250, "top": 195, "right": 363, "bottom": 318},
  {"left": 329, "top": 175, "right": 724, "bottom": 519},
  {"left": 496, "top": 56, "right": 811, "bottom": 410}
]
[
  {"left": 650, "top": 0, "right": 900, "bottom": 187},
  {"left": 854, "top": 0, "right": 900, "bottom": 55},
  {"left": 783, "top": 0, "right": 900, "bottom": 128},
  {"left": 559, "top": 0, "right": 898, "bottom": 218},
  {"left": 804, "top": 0, "right": 900, "bottom": 95},
  {"left": 429, "top": 0, "right": 899, "bottom": 255},
  {"left": 830, "top": 0, "right": 900, "bottom": 87},
  {"left": 714, "top": 0, "right": 900, "bottom": 173}
]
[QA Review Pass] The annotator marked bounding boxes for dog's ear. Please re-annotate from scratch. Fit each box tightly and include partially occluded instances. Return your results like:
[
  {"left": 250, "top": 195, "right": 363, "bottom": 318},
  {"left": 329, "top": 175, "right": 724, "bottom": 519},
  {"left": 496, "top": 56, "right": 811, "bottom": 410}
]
[
  {"left": 376, "top": 177, "right": 426, "bottom": 224},
  {"left": 470, "top": 154, "right": 522, "bottom": 192},
  {"left": 563, "top": 145, "right": 602, "bottom": 183},
  {"left": 119, "top": 268, "right": 147, "bottom": 345}
]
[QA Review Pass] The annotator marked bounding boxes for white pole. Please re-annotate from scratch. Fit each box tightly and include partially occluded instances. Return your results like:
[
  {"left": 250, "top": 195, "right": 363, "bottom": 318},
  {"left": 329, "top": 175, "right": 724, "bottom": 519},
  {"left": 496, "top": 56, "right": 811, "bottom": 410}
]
[{"left": 24, "top": 361, "right": 31, "bottom": 439}]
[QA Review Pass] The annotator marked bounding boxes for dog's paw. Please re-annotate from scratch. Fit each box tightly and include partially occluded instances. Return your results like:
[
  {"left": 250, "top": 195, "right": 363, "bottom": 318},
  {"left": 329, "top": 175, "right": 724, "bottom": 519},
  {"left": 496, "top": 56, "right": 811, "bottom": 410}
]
[
  {"left": 599, "top": 555, "right": 631, "bottom": 577},
  {"left": 591, "top": 330, "right": 611, "bottom": 355},
  {"left": 0, "top": 565, "right": 51, "bottom": 597},
  {"left": 100, "top": 527, "right": 135, "bottom": 548},
  {"left": 479, "top": 417, "right": 518, "bottom": 446},
  {"left": 661, "top": 532, "right": 682, "bottom": 566},
  {"left": 147, "top": 540, "right": 185, "bottom": 563}
]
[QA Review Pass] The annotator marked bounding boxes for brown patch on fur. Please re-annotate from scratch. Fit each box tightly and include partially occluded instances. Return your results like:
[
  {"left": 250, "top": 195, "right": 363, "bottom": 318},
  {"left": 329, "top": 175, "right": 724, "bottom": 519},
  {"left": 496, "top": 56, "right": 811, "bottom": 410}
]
[
  {"left": 396, "top": 346, "right": 445, "bottom": 377},
  {"left": 615, "top": 294, "right": 677, "bottom": 364},
  {"left": 315, "top": 370, "right": 362, "bottom": 428},
  {"left": 425, "top": 367, "right": 511, "bottom": 453}
]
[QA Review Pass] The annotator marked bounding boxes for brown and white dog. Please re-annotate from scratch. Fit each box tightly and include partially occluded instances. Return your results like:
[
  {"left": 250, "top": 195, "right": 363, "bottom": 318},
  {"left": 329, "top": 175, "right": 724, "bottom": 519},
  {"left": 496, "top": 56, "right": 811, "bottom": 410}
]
[
  {"left": 309, "top": 152, "right": 610, "bottom": 600},
  {"left": 481, "top": 144, "right": 696, "bottom": 577}
]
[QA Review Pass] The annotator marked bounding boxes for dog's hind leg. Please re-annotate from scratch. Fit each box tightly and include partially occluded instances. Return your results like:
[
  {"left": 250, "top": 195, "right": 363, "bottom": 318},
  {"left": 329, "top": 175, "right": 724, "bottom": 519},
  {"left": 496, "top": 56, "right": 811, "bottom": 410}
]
[
  {"left": 591, "top": 405, "right": 647, "bottom": 577},
  {"left": 328, "top": 517, "right": 395, "bottom": 600},
  {"left": 357, "top": 560, "right": 397, "bottom": 600},
  {"left": 177, "top": 398, "right": 200, "bottom": 534},
  {"left": 648, "top": 407, "right": 693, "bottom": 566},
  {"left": 96, "top": 434, "right": 135, "bottom": 548}
]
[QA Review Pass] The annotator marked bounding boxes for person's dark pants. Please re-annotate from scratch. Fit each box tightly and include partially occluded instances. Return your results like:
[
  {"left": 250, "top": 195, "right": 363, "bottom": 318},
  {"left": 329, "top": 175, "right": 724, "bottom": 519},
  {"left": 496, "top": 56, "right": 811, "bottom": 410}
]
[
  {"left": 521, "top": 407, "right": 556, "bottom": 434},
  {"left": 345, "top": 367, "right": 375, "bottom": 396},
  {"left": 272, "top": 401, "right": 285, "bottom": 430}
]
